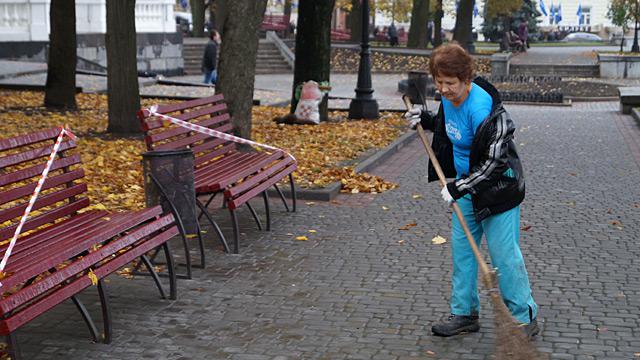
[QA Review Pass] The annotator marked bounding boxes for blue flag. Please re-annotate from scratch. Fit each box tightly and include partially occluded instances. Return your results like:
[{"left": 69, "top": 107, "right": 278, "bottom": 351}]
[
  {"left": 550, "top": 2, "right": 555, "bottom": 23},
  {"left": 180, "top": 0, "right": 188, "bottom": 9},
  {"left": 555, "top": 3, "right": 562, "bottom": 24},
  {"left": 473, "top": 0, "right": 479, "bottom": 17},
  {"left": 539, "top": 0, "right": 548, "bottom": 16},
  {"left": 576, "top": 2, "right": 583, "bottom": 24}
]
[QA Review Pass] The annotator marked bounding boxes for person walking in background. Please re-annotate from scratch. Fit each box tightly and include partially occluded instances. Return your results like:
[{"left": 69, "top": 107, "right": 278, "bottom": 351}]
[
  {"left": 202, "top": 30, "right": 220, "bottom": 85},
  {"left": 388, "top": 22, "right": 398, "bottom": 46},
  {"left": 403, "top": 43, "right": 539, "bottom": 338},
  {"left": 426, "top": 20, "right": 434, "bottom": 47},
  {"left": 518, "top": 18, "right": 529, "bottom": 50}
]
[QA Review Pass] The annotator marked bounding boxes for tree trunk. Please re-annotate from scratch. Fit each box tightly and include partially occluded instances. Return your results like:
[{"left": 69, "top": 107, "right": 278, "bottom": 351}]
[
  {"left": 44, "top": 0, "right": 77, "bottom": 110},
  {"left": 453, "top": 0, "right": 474, "bottom": 52},
  {"left": 407, "top": 0, "right": 429, "bottom": 48},
  {"left": 106, "top": 0, "right": 141, "bottom": 134},
  {"left": 434, "top": 0, "right": 443, "bottom": 46},
  {"left": 213, "top": 0, "right": 229, "bottom": 33},
  {"left": 349, "top": 0, "right": 362, "bottom": 42},
  {"left": 216, "top": 0, "right": 267, "bottom": 140},
  {"left": 191, "top": 0, "right": 206, "bottom": 37},
  {"left": 290, "top": 0, "right": 335, "bottom": 122}
]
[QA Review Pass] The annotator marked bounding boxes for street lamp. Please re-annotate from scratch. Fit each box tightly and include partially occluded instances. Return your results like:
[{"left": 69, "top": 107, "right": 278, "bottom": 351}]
[
  {"left": 633, "top": 0, "right": 640, "bottom": 52},
  {"left": 348, "top": 0, "right": 379, "bottom": 119}
]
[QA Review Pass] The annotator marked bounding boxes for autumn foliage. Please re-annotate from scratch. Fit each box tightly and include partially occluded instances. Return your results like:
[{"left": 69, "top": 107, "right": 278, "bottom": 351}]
[{"left": 0, "top": 91, "right": 405, "bottom": 211}]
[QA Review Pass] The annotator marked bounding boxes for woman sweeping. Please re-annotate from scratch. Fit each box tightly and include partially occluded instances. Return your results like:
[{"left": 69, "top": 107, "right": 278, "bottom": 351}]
[{"left": 404, "top": 43, "right": 539, "bottom": 338}]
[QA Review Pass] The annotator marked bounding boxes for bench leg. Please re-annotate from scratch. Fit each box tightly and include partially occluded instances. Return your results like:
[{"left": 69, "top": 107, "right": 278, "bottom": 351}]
[
  {"left": 97, "top": 279, "right": 112, "bottom": 344},
  {"left": 230, "top": 208, "right": 240, "bottom": 254},
  {"left": 289, "top": 174, "right": 297, "bottom": 212},
  {"left": 163, "top": 242, "right": 178, "bottom": 300},
  {"left": 245, "top": 201, "right": 263, "bottom": 231},
  {"left": 273, "top": 184, "right": 290, "bottom": 212},
  {"left": 197, "top": 193, "right": 217, "bottom": 221},
  {"left": 6, "top": 333, "right": 21, "bottom": 360},
  {"left": 262, "top": 191, "right": 271, "bottom": 231},
  {"left": 71, "top": 295, "right": 100, "bottom": 342},
  {"left": 196, "top": 199, "right": 230, "bottom": 253},
  {"left": 140, "top": 254, "right": 167, "bottom": 300}
]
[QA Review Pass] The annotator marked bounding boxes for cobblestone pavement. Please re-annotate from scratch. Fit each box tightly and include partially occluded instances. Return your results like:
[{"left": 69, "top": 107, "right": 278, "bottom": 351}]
[{"left": 14, "top": 101, "right": 640, "bottom": 359}]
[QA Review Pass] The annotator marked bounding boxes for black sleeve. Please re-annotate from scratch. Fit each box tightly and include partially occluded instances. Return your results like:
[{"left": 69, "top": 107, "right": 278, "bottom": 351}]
[{"left": 419, "top": 110, "right": 437, "bottom": 131}]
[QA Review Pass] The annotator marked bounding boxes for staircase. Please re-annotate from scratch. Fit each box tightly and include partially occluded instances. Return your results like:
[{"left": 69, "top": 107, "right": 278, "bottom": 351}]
[
  {"left": 256, "top": 39, "right": 291, "bottom": 74},
  {"left": 182, "top": 37, "right": 292, "bottom": 75},
  {"left": 183, "top": 37, "right": 208, "bottom": 75}
]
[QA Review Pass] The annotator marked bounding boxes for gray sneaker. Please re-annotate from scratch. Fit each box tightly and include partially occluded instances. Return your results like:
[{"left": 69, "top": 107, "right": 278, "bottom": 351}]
[
  {"left": 432, "top": 314, "right": 480, "bottom": 337},
  {"left": 522, "top": 318, "right": 540, "bottom": 339}
]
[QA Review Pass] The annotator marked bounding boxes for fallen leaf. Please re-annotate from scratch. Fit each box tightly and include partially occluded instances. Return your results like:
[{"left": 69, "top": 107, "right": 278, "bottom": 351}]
[
  {"left": 521, "top": 225, "right": 532, "bottom": 231},
  {"left": 296, "top": 236, "right": 308, "bottom": 241},
  {"left": 397, "top": 240, "right": 405, "bottom": 244},
  {"left": 308, "top": 229, "right": 317, "bottom": 233},
  {"left": 87, "top": 269, "right": 98, "bottom": 286},
  {"left": 431, "top": 235, "right": 447, "bottom": 245},
  {"left": 399, "top": 222, "right": 418, "bottom": 230},
  {"left": 382, "top": 206, "right": 389, "bottom": 210},
  {"left": 412, "top": 194, "right": 423, "bottom": 199}
]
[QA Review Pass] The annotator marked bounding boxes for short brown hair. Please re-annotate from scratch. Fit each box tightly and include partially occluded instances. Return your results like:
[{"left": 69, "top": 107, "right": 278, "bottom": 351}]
[{"left": 428, "top": 42, "right": 474, "bottom": 82}]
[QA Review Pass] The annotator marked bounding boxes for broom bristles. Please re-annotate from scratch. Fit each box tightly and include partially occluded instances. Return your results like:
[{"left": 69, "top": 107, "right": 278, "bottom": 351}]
[{"left": 490, "top": 292, "right": 545, "bottom": 360}]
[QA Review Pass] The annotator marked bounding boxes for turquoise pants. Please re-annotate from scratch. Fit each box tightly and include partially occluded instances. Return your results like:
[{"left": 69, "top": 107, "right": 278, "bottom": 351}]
[{"left": 450, "top": 195, "right": 537, "bottom": 324}]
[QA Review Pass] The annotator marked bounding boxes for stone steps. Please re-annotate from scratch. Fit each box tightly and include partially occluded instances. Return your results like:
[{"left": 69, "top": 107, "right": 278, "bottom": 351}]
[
  {"left": 182, "top": 38, "right": 291, "bottom": 75},
  {"left": 510, "top": 64, "right": 600, "bottom": 77}
]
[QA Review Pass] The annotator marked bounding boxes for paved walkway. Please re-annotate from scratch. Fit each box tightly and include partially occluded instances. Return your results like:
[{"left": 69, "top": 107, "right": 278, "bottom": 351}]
[{"left": 13, "top": 101, "right": 640, "bottom": 359}]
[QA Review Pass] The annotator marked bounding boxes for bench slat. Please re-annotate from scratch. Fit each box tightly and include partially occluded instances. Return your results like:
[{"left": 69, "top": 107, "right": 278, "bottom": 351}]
[
  {"left": 0, "top": 168, "right": 85, "bottom": 206},
  {"left": 154, "top": 93, "right": 225, "bottom": 114},
  {"left": 0, "top": 128, "right": 61, "bottom": 152},
  {"left": 0, "top": 198, "right": 90, "bottom": 242},
  {"left": 149, "top": 120, "right": 232, "bottom": 150},
  {"left": 227, "top": 162, "right": 297, "bottom": 210},
  {"left": 143, "top": 105, "right": 229, "bottom": 134},
  {"left": 0, "top": 154, "right": 81, "bottom": 187},
  {"left": 225, "top": 157, "right": 295, "bottom": 198},
  {"left": 0, "top": 141, "right": 76, "bottom": 169},
  {"left": 0, "top": 183, "right": 87, "bottom": 224}
]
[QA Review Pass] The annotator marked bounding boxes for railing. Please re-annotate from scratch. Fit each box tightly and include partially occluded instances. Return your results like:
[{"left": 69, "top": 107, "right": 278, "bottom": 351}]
[{"left": 0, "top": 0, "right": 175, "bottom": 42}]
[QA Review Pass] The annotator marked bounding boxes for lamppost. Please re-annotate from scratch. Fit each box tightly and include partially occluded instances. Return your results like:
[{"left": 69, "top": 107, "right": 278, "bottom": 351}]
[
  {"left": 633, "top": 0, "right": 640, "bottom": 53},
  {"left": 348, "top": 0, "right": 379, "bottom": 119}
]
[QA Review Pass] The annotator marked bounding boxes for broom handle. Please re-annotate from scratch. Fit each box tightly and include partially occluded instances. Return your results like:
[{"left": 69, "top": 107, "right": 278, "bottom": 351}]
[{"left": 403, "top": 96, "right": 493, "bottom": 283}]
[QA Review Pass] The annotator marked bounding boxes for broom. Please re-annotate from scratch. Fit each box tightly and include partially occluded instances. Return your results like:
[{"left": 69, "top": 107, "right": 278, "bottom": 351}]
[{"left": 402, "top": 95, "right": 543, "bottom": 360}]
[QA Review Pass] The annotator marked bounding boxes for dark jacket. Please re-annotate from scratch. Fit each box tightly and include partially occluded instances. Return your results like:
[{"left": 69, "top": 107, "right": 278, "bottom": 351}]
[
  {"left": 419, "top": 76, "right": 525, "bottom": 221},
  {"left": 202, "top": 39, "right": 218, "bottom": 71}
]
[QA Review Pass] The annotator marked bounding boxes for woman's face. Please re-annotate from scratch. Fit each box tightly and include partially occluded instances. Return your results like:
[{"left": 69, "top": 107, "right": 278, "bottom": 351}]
[{"left": 434, "top": 74, "right": 470, "bottom": 105}]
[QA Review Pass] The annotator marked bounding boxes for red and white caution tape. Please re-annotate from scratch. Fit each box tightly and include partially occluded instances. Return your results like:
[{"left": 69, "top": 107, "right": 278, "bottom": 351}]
[
  {"left": 146, "top": 105, "right": 296, "bottom": 162},
  {"left": 0, "top": 127, "right": 77, "bottom": 285}
]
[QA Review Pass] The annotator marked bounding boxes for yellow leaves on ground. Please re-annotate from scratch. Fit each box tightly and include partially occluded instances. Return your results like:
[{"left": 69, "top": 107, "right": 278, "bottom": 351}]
[
  {"left": 295, "top": 236, "right": 308, "bottom": 241},
  {"left": 1, "top": 91, "right": 406, "bottom": 212},
  {"left": 253, "top": 106, "right": 403, "bottom": 193}
]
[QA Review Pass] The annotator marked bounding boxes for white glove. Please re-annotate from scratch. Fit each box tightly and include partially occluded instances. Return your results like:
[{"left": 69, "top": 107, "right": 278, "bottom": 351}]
[
  {"left": 403, "top": 107, "right": 422, "bottom": 129},
  {"left": 441, "top": 186, "right": 454, "bottom": 205}
]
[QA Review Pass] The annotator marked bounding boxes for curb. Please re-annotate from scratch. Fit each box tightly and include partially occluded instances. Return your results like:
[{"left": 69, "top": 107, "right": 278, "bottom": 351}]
[
  {"left": 0, "top": 68, "right": 47, "bottom": 81},
  {"left": 267, "top": 130, "right": 417, "bottom": 201},
  {"left": 631, "top": 107, "right": 640, "bottom": 122}
]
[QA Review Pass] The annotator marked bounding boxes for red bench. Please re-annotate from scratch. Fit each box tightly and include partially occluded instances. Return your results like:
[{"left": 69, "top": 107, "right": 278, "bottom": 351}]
[
  {"left": 138, "top": 93, "right": 297, "bottom": 254},
  {"left": 0, "top": 128, "right": 180, "bottom": 359},
  {"left": 261, "top": 14, "right": 290, "bottom": 32},
  {"left": 331, "top": 29, "right": 352, "bottom": 42}
]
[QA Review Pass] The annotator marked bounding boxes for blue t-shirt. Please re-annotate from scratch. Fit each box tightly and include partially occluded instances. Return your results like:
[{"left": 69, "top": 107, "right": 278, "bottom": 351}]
[{"left": 442, "top": 83, "right": 493, "bottom": 176}]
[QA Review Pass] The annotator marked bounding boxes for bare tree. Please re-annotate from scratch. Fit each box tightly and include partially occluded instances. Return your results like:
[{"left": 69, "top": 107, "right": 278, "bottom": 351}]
[
  {"left": 44, "top": 0, "right": 77, "bottom": 110},
  {"left": 216, "top": 0, "right": 268, "bottom": 140},
  {"left": 191, "top": 0, "right": 206, "bottom": 37},
  {"left": 453, "top": 0, "right": 475, "bottom": 52},
  {"left": 106, "top": 0, "right": 140, "bottom": 134},
  {"left": 407, "top": 0, "right": 430, "bottom": 48}
]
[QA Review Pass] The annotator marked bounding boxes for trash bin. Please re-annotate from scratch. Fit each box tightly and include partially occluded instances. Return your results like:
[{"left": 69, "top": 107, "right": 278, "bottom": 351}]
[
  {"left": 142, "top": 149, "right": 198, "bottom": 235},
  {"left": 406, "top": 70, "right": 432, "bottom": 104}
]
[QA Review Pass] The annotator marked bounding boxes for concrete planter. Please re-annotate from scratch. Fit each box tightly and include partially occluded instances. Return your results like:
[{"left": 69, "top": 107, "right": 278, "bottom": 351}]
[{"left": 598, "top": 53, "right": 640, "bottom": 78}]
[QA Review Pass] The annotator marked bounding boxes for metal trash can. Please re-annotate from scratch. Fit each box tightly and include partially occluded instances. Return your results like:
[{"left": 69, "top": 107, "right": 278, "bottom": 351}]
[
  {"left": 142, "top": 149, "right": 198, "bottom": 235},
  {"left": 406, "top": 71, "right": 433, "bottom": 104}
]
